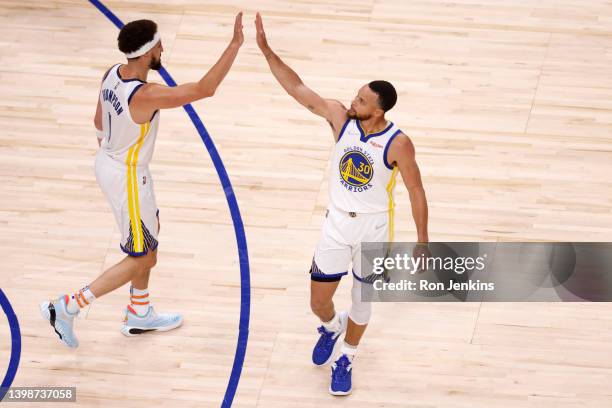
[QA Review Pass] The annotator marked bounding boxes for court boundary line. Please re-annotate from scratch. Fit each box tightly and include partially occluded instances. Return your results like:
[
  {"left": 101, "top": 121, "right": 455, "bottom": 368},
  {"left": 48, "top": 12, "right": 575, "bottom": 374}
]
[{"left": 0, "top": 289, "right": 21, "bottom": 402}]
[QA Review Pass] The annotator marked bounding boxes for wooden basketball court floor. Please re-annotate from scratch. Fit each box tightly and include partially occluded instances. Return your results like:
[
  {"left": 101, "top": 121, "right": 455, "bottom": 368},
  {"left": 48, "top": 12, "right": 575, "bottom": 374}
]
[{"left": 1, "top": 0, "right": 612, "bottom": 407}]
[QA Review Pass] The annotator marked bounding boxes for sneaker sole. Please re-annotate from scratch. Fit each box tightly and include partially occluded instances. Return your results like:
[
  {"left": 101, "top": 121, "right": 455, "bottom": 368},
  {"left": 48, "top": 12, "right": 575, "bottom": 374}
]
[
  {"left": 316, "top": 311, "right": 349, "bottom": 367},
  {"left": 39, "top": 301, "right": 79, "bottom": 348},
  {"left": 329, "top": 386, "right": 352, "bottom": 396},
  {"left": 121, "top": 316, "right": 183, "bottom": 337}
]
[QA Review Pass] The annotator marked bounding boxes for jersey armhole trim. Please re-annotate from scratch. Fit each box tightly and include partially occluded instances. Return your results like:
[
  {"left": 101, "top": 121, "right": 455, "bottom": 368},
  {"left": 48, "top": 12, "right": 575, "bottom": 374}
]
[
  {"left": 126, "top": 84, "right": 154, "bottom": 125},
  {"left": 336, "top": 119, "right": 351, "bottom": 143},
  {"left": 127, "top": 83, "right": 145, "bottom": 106},
  {"left": 383, "top": 129, "right": 402, "bottom": 170}
]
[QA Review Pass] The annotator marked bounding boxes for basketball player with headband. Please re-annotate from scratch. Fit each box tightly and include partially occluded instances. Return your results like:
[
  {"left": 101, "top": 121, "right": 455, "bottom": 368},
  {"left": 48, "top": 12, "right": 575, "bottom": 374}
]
[
  {"left": 40, "top": 13, "right": 244, "bottom": 347},
  {"left": 255, "top": 13, "right": 429, "bottom": 395}
]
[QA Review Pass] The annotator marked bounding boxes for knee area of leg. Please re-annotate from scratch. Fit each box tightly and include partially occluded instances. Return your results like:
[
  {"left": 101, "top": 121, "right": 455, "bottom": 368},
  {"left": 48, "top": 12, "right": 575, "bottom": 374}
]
[
  {"left": 136, "top": 251, "right": 156, "bottom": 270},
  {"left": 310, "top": 297, "right": 331, "bottom": 314},
  {"left": 147, "top": 253, "right": 157, "bottom": 268}
]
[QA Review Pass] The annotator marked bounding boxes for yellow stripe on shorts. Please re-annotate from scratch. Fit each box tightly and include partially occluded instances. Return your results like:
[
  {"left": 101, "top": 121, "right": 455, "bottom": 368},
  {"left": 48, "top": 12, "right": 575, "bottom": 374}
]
[{"left": 125, "top": 122, "right": 150, "bottom": 253}]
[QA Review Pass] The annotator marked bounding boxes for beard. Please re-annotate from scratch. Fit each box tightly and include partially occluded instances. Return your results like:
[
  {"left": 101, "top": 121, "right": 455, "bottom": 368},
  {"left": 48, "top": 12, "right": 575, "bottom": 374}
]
[
  {"left": 149, "top": 56, "right": 162, "bottom": 71},
  {"left": 348, "top": 108, "right": 370, "bottom": 121}
]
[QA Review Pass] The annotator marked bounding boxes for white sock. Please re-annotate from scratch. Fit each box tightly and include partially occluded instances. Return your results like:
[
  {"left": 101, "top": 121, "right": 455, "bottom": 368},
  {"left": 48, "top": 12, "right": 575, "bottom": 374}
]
[
  {"left": 338, "top": 342, "right": 357, "bottom": 363},
  {"left": 322, "top": 312, "right": 341, "bottom": 333},
  {"left": 130, "top": 286, "right": 150, "bottom": 316},
  {"left": 66, "top": 286, "right": 95, "bottom": 314}
]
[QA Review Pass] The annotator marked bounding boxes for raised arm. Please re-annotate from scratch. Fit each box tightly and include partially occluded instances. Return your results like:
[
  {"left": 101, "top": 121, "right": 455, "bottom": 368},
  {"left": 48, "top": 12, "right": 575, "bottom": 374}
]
[
  {"left": 387, "top": 133, "right": 429, "bottom": 243},
  {"left": 255, "top": 12, "right": 347, "bottom": 137},
  {"left": 134, "top": 12, "right": 244, "bottom": 113}
]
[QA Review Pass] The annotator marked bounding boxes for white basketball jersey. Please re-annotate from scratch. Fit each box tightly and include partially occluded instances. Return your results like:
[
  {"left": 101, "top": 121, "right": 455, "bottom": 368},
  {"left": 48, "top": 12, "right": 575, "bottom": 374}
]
[
  {"left": 99, "top": 64, "right": 160, "bottom": 167},
  {"left": 329, "top": 119, "right": 402, "bottom": 213}
]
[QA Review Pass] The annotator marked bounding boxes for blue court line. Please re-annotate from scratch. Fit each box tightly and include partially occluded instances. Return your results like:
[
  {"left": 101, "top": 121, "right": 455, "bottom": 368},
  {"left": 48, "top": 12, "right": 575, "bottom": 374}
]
[
  {"left": 88, "top": 2, "right": 251, "bottom": 406},
  {"left": 0, "top": 289, "right": 21, "bottom": 402}
]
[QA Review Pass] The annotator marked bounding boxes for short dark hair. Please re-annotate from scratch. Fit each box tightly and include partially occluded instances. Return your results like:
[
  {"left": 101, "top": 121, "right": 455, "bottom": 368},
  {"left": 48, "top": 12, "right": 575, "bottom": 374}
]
[
  {"left": 368, "top": 80, "right": 397, "bottom": 112},
  {"left": 117, "top": 20, "right": 157, "bottom": 56}
]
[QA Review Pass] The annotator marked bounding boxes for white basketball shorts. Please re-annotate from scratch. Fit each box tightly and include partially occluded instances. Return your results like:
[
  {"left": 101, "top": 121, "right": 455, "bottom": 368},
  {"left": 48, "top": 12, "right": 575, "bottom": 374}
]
[
  {"left": 310, "top": 204, "right": 392, "bottom": 283},
  {"left": 95, "top": 150, "right": 159, "bottom": 256}
]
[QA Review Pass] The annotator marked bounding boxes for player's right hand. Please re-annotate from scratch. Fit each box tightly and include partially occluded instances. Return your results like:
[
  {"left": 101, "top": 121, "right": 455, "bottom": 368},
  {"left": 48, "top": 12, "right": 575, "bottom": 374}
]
[{"left": 255, "top": 12, "right": 270, "bottom": 53}]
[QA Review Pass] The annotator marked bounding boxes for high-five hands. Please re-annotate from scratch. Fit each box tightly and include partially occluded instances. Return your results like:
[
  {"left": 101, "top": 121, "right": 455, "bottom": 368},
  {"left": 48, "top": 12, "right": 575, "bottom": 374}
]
[
  {"left": 232, "top": 12, "right": 244, "bottom": 47},
  {"left": 255, "top": 12, "right": 271, "bottom": 55}
]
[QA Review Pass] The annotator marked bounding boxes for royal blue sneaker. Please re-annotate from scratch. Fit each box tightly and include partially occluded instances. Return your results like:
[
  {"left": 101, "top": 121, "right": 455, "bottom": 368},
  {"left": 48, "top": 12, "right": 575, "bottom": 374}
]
[
  {"left": 312, "top": 311, "right": 348, "bottom": 366},
  {"left": 329, "top": 354, "right": 352, "bottom": 396}
]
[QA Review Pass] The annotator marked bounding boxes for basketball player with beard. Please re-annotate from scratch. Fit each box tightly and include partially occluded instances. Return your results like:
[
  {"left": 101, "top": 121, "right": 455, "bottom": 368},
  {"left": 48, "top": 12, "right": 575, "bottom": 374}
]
[
  {"left": 40, "top": 14, "right": 244, "bottom": 347},
  {"left": 255, "top": 13, "right": 429, "bottom": 395}
]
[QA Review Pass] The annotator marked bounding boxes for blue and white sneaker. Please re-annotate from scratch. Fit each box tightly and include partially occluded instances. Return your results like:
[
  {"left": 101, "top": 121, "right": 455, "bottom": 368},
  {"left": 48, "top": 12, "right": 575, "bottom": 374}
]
[
  {"left": 329, "top": 354, "right": 353, "bottom": 396},
  {"left": 312, "top": 311, "right": 348, "bottom": 366},
  {"left": 40, "top": 295, "right": 79, "bottom": 348},
  {"left": 121, "top": 305, "right": 183, "bottom": 337}
]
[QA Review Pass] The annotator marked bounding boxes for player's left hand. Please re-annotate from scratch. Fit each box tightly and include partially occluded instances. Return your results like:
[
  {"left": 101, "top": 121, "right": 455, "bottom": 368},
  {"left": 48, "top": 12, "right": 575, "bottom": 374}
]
[{"left": 413, "top": 243, "right": 431, "bottom": 274}]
